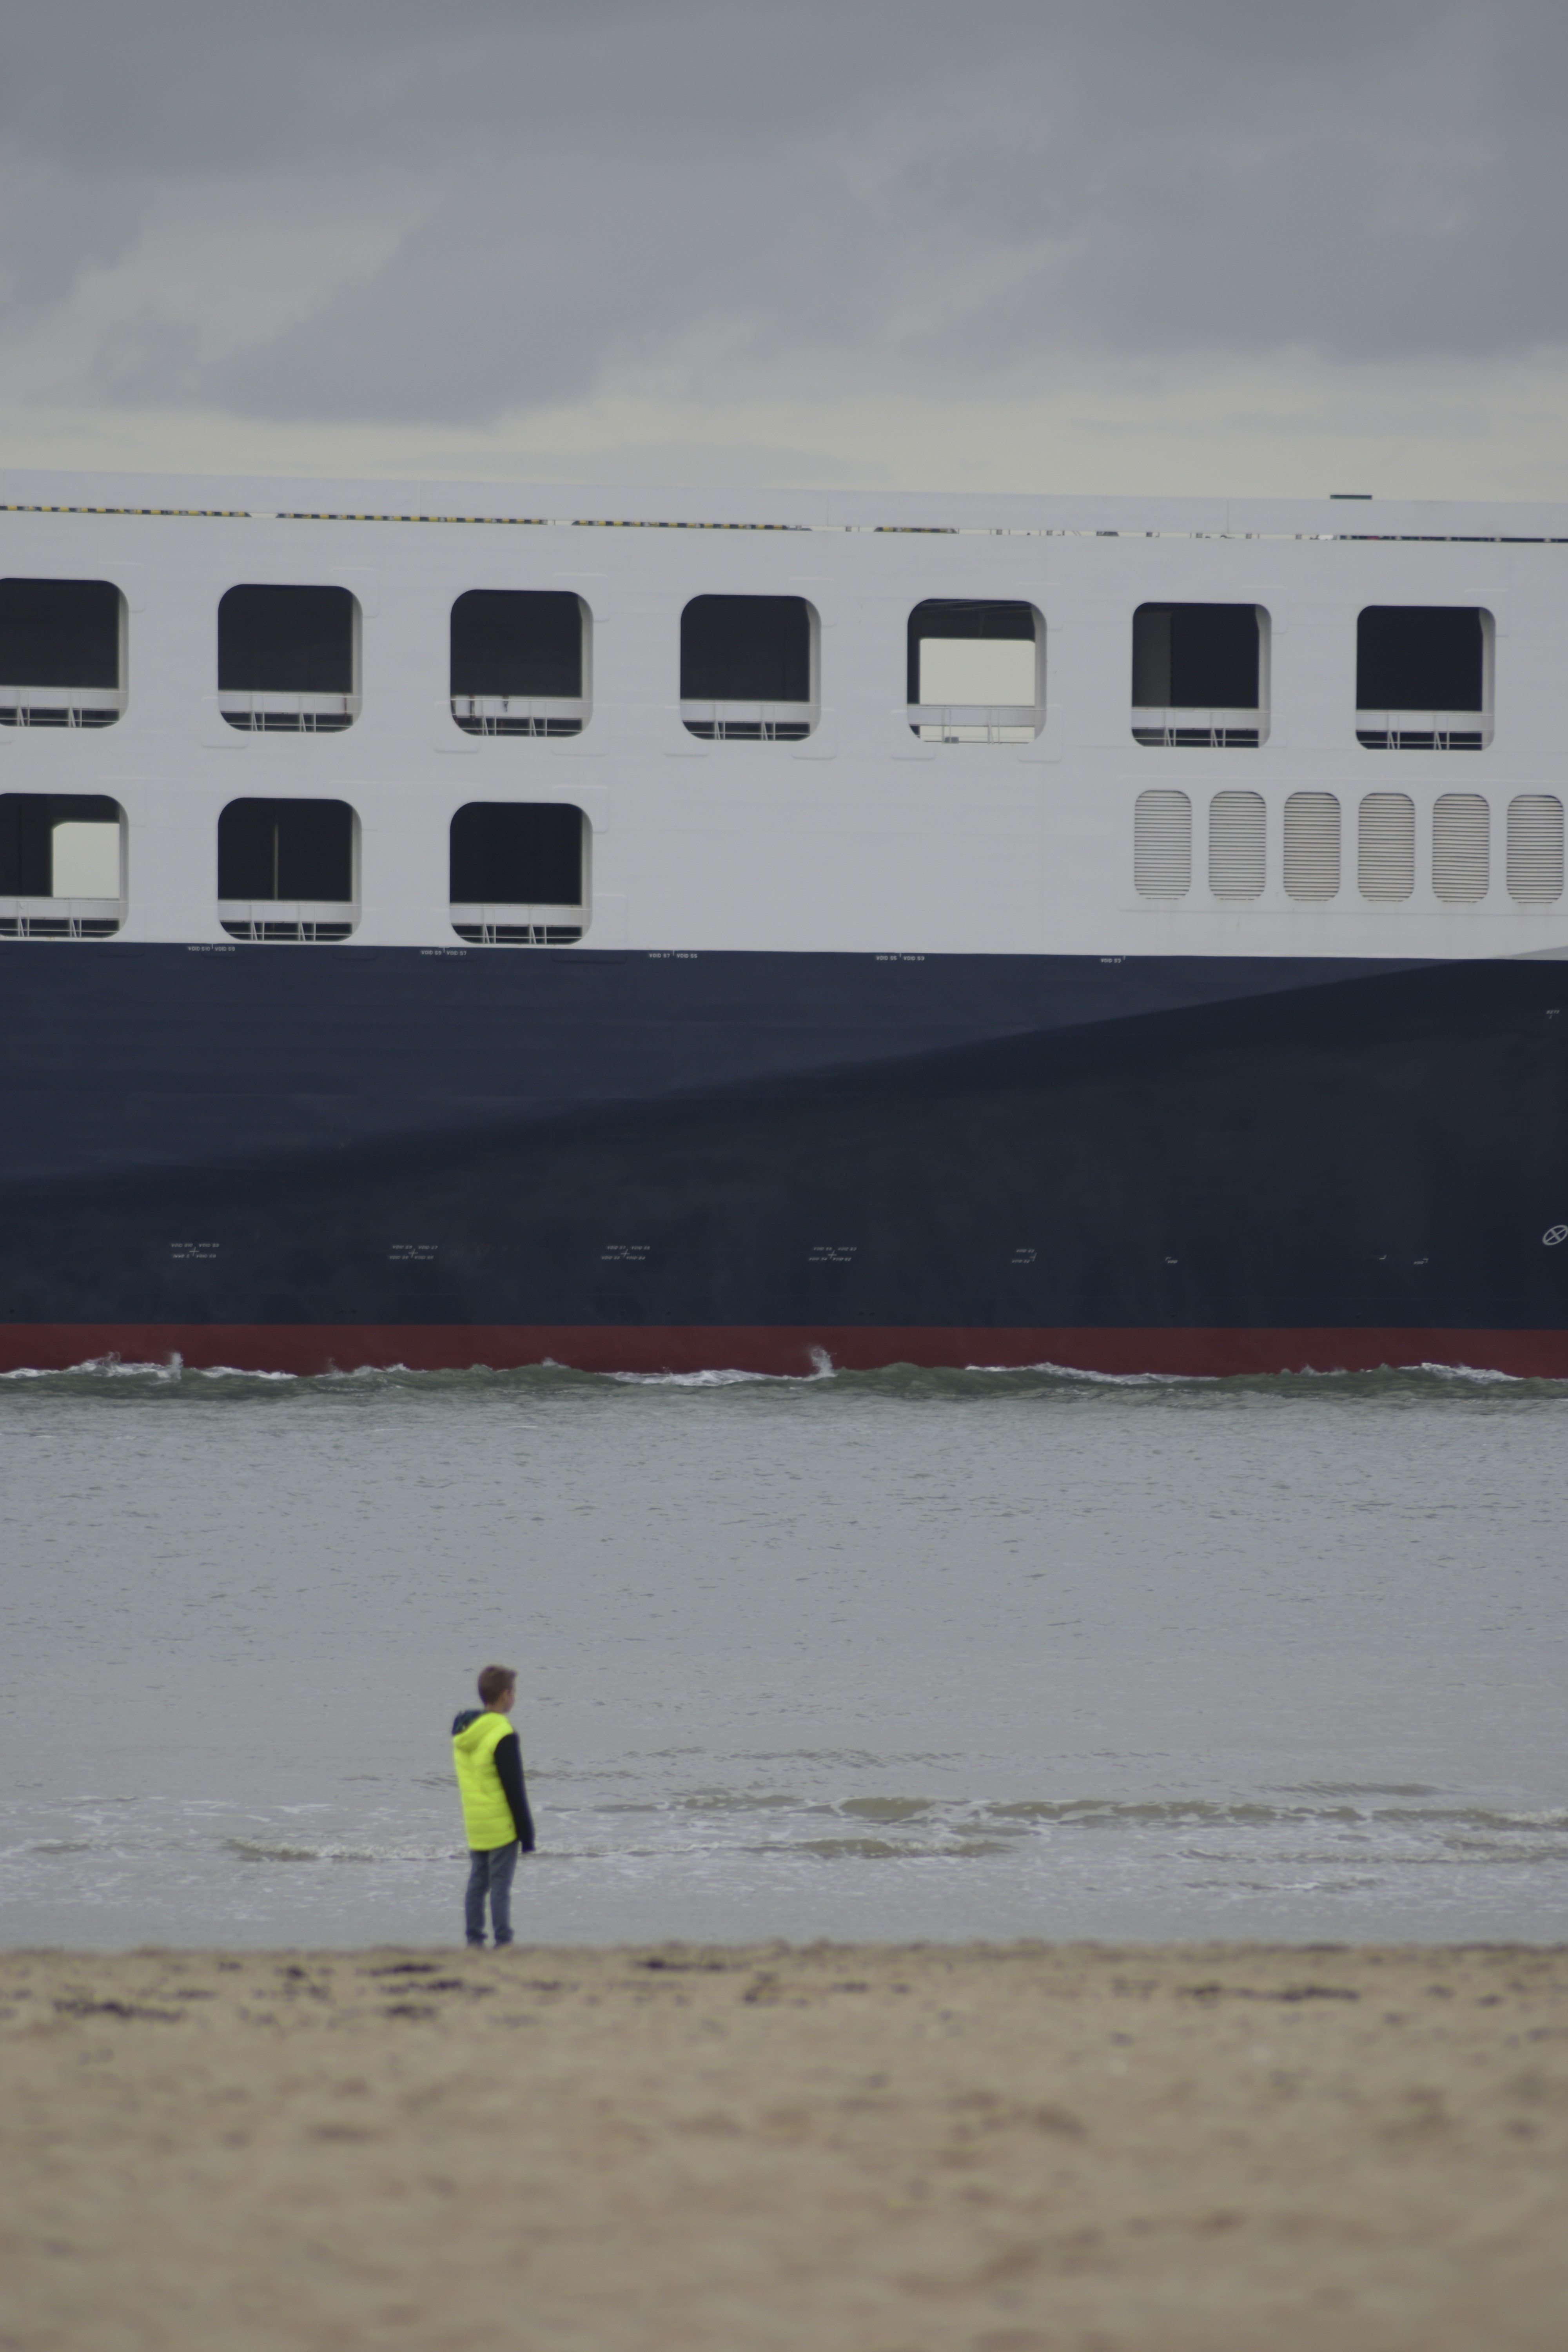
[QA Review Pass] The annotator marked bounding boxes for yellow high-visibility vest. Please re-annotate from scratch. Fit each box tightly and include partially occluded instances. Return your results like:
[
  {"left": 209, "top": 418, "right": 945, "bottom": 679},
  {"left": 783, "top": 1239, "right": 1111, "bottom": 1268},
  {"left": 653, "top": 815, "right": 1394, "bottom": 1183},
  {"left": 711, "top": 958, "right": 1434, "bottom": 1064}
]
[{"left": 452, "top": 1709, "right": 517, "bottom": 1851}]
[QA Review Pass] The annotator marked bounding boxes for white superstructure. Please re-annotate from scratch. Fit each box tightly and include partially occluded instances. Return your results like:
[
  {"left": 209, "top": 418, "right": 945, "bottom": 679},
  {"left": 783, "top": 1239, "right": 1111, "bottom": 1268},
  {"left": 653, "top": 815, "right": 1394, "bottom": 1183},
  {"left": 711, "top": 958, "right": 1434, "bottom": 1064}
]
[{"left": 2, "top": 470, "right": 1565, "bottom": 959}]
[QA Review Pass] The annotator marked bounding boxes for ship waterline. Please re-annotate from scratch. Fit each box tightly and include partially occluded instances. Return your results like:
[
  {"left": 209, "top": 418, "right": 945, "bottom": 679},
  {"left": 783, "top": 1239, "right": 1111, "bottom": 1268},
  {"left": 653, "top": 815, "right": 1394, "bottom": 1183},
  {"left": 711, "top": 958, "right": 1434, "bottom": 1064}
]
[{"left": 7, "top": 1325, "right": 1568, "bottom": 1378}]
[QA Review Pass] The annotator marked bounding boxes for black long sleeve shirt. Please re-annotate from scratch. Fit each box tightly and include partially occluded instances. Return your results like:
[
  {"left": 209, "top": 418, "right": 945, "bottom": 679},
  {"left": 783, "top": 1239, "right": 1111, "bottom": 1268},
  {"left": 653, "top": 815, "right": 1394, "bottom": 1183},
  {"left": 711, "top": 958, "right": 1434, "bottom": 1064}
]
[{"left": 491, "top": 1730, "right": 536, "bottom": 1852}]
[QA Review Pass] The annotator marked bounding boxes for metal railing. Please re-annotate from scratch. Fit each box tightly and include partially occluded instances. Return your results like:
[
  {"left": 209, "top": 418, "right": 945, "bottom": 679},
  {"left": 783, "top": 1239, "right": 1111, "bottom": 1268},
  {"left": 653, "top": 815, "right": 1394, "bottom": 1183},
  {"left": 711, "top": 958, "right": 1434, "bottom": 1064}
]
[
  {"left": 1131, "top": 705, "right": 1263, "bottom": 748},
  {"left": 218, "top": 898, "right": 358, "bottom": 942},
  {"left": 907, "top": 701, "right": 1041, "bottom": 744},
  {"left": 1355, "top": 709, "right": 1490, "bottom": 751},
  {"left": 0, "top": 895, "right": 125, "bottom": 938},
  {"left": 450, "top": 695, "right": 586, "bottom": 738},
  {"left": 217, "top": 691, "right": 359, "bottom": 733},
  {"left": 449, "top": 900, "right": 585, "bottom": 946},
  {"left": 681, "top": 700, "right": 816, "bottom": 742},
  {"left": 0, "top": 686, "right": 125, "bottom": 730}
]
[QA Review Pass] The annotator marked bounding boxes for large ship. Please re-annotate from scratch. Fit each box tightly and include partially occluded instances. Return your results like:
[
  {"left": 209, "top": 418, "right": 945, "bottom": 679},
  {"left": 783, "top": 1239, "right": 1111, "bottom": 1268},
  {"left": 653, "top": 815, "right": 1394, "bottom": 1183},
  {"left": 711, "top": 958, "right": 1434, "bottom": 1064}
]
[{"left": 0, "top": 470, "right": 1564, "bottom": 1377}]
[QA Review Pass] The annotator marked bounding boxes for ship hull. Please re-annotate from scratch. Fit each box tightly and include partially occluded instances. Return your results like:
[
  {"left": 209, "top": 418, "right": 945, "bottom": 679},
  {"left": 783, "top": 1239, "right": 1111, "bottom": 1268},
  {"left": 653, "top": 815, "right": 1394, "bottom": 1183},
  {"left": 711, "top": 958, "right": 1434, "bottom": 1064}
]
[{"left": 2, "top": 944, "right": 1565, "bottom": 1376}]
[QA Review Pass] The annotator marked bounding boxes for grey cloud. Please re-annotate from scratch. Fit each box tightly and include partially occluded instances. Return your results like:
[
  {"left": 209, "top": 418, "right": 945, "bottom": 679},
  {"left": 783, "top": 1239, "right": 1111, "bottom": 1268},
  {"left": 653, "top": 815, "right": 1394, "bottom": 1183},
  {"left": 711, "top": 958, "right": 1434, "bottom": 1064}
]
[
  {"left": 0, "top": 150, "right": 143, "bottom": 328},
  {"left": 1, "top": 0, "right": 925, "bottom": 172},
  {"left": 9, "top": 1, "right": 1568, "bottom": 426},
  {"left": 200, "top": 128, "right": 889, "bottom": 423}
]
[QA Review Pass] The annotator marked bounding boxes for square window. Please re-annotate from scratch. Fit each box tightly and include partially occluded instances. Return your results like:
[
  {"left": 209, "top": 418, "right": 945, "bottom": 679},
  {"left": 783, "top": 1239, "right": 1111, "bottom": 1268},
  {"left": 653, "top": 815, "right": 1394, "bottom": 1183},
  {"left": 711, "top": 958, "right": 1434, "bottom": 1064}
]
[
  {"left": 907, "top": 600, "right": 1041, "bottom": 742},
  {"left": 1132, "top": 605, "right": 1267, "bottom": 747},
  {"left": 681, "top": 596, "right": 816, "bottom": 740}
]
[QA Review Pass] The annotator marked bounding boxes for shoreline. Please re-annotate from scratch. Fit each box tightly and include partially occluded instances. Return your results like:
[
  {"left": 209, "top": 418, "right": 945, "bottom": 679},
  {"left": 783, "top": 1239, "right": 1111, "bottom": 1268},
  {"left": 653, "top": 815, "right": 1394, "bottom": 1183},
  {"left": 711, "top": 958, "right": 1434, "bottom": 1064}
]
[{"left": 4, "top": 1939, "right": 1566, "bottom": 2350}]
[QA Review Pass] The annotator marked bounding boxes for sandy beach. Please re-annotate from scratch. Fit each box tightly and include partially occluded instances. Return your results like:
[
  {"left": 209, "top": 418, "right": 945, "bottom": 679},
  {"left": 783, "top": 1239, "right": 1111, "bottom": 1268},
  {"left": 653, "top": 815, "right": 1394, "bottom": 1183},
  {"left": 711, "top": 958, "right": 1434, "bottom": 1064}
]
[{"left": 2, "top": 1940, "right": 1564, "bottom": 2351}]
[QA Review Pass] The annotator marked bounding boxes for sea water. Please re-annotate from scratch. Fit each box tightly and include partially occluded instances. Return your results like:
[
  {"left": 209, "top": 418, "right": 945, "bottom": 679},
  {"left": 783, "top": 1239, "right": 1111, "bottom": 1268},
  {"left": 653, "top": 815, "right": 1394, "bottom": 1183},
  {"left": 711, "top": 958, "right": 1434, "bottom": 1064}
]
[{"left": 1, "top": 1359, "right": 1563, "bottom": 1949}]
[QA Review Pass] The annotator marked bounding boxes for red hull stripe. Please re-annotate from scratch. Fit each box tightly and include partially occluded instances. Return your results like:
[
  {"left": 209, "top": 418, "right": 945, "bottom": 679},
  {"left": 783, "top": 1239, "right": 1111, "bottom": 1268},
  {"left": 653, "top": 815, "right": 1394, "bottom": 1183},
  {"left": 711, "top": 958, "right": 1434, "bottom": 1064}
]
[{"left": 1, "top": 1325, "right": 1566, "bottom": 1378}]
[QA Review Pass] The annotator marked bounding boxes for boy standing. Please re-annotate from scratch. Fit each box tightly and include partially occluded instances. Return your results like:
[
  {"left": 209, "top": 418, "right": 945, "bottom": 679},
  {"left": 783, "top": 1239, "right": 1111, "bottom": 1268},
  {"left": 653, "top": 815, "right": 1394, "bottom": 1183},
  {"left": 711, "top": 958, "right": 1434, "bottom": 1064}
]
[{"left": 452, "top": 1663, "right": 535, "bottom": 1948}]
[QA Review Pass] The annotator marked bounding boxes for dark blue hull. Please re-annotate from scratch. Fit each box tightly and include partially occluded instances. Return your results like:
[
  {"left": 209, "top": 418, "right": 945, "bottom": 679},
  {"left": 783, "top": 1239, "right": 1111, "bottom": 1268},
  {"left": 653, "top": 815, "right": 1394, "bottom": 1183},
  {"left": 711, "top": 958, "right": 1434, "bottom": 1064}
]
[{"left": 2, "top": 943, "right": 1566, "bottom": 1373}]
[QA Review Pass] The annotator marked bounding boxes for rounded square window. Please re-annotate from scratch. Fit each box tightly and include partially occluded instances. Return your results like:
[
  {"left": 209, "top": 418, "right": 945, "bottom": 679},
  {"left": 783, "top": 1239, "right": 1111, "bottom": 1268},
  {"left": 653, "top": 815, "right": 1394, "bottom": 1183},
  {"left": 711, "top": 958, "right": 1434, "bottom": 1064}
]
[
  {"left": 450, "top": 590, "right": 588, "bottom": 737},
  {"left": 907, "top": 601, "right": 1042, "bottom": 741},
  {"left": 0, "top": 579, "right": 127, "bottom": 729},
  {"left": 1356, "top": 608, "right": 1492, "bottom": 750},
  {"left": 680, "top": 595, "right": 817, "bottom": 740},
  {"left": 218, "top": 585, "right": 360, "bottom": 732},
  {"left": 450, "top": 801, "right": 589, "bottom": 944},
  {"left": 0, "top": 793, "right": 126, "bottom": 936},
  {"left": 218, "top": 798, "right": 359, "bottom": 940},
  {"left": 1132, "top": 604, "right": 1267, "bottom": 747}
]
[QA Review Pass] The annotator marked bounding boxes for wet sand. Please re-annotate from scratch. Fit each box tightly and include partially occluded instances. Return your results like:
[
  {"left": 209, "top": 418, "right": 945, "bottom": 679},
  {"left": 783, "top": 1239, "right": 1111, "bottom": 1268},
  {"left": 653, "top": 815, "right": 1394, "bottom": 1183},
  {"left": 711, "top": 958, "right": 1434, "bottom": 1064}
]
[{"left": 2, "top": 1941, "right": 1565, "bottom": 2350}]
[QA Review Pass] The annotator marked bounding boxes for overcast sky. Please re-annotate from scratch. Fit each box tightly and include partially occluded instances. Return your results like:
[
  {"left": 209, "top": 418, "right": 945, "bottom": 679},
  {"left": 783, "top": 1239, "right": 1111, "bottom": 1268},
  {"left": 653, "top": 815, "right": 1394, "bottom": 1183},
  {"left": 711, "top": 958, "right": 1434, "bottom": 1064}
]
[{"left": 4, "top": 0, "right": 1567, "bottom": 496}]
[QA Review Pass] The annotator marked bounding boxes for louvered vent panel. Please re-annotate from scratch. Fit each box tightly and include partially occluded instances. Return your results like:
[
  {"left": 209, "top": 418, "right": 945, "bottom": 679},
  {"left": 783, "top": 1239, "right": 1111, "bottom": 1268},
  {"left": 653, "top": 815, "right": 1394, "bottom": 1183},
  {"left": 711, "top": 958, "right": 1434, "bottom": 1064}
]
[
  {"left": 1133, "top": 790, "right": 1192, "bottom": 898},
  {"left": 1432, "top": 792, "right": 1490, "bottom": 903},
  {"left": 1357, "top": 793, "right": 1415, "bottom": 901},
  {"left": 1506, "top": 795, "right": 1564, "bottom": 906},
  {"left": 1208, "top": 791, "right": 1266, "bottom": 900},
  {"left": 1283, "top": 792, "right": 1341, "bottom": 901}
]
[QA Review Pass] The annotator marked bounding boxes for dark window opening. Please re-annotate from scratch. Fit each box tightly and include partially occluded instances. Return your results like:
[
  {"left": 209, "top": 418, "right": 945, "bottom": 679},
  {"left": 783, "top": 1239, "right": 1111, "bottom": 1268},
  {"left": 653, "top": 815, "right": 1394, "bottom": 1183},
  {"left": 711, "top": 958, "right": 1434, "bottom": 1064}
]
[
  {"left": 1356, "top": 606, "right": 1488, "bottom": 750},
  {"left": 906, "top": 600, "right": 1040, "bottom": 741},
  {"left": 680, "top": 596, "right": 813, "bottom": 739},
  {"left": 217, "top": 584, "right": 358, "bottom": 732},
  {"left": 450, "top": 801, "right": 586, "bottom": 944},
  {"left": 1132, "top": 604, "right": 1263, "bottom": 747},
  {"left": 450, "top": 590, "right": 585, "bottom": 737},
  {"left": 0, "top": 579, "right": 124, "bottom": 728},
  {"left": 0, "top": 793, "right": 124, "bottom": 936},
  {"left": 218, "top": 798, "right": 357, "bottom": 942}
]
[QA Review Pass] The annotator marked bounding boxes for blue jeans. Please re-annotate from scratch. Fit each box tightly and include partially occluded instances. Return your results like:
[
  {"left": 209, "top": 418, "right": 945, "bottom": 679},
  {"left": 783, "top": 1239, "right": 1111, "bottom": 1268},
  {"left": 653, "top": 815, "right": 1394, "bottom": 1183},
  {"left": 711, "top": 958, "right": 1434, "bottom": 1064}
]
[{"left": 465, "top": 1841, "right": 519, "bottom": 1946}]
